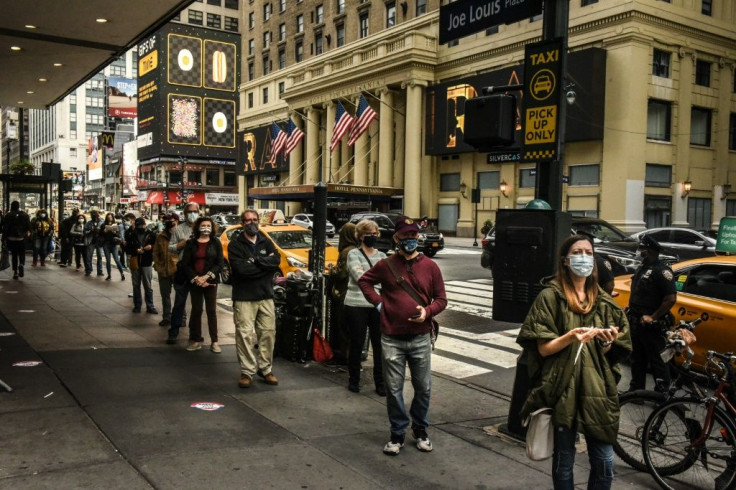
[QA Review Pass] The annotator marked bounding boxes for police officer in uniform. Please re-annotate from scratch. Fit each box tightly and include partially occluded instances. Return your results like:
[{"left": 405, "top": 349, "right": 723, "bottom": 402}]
[{"left": 627, "top": 234, "right": 677, "bottom": 391}]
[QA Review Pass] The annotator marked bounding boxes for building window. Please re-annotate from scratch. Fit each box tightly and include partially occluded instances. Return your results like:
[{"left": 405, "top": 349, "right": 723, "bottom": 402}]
[
  {"left": 727, "top": 200, "right": 736, "bottom": 217},
  {"left": 249, "top": 12, "right": 255, "bottom": 29},
  {"left": 359, "top": 12, "right": 369, "bottom": 38},
  {"left": 485, "top": 25, "right": 499, "bottom": 36},
  {"left": 263, "top": 31, "right": 271, "bottom": 48},
  {"left": 295, "top": 41, "right": 303, "bottom": 62},
  {"left": 263, "top": 55, "right": 270, "bottom": 75},
  {"left": 248, "top": 62, "right": 254, "bottom": 80},
  {"left": 207, "top": 13, "right": 221, "bottom": 28},
  {"left": 188, "top": 10, "right": 203, "bottom": 25},
  {"left": 581, "top": 0, "right": 598, "bottom": 5},
  {"left": 70, "top": 129, "right": 77, "bottom": 139},
  {"left": 206, "top": 169, "right": 220, "bottom": 186},
  {"left": 263, "top": 87, "right": 269, "bottom": 104},
  {"left": 248, "top": 92, "right": 254, "bottom": 108},
  {"left": 278, "top": 49, "right": 286, "bottom": 69},
  {"left": 478, "top": 171, "right": 500, "bottom": 190},
  {"left": 278, "top": 81, "right": 285, "bottom": 98},
  {"left": 519, "top": 168, "right": 536, "bottom": 188},
  {"left": 316, "top": 5, "right": 324, "bottom": 23},
  {"left": 336, "top": 24, "right": 345, "bottom": 47},
  {"left": 730, "top": 113, "right": 736, "bottom": 151},
  {"left": 248, "top": 39, "right": 255, "bottom": 55},
  {"left": 315, "top": 33, "right": 323, "bottom": 55},
  {"left": 69, "top": 112, "right": 76, "bottom": 122},
  {"left": 224, "top": 171, "right": 236, "bottom": 186},
  {"left": 653, "top": 49, "right": 670, "bottom": 78},
  {"left": 702, "top": 0, "right": 712, "bottom": 15},
  {"left": 207, "top": 0, "right": 221, "bottom": 5},
  {"left": 644, "top": 196, "right": 671, "bottom": 228},
  {"left": 687, "top": 198, "right": 711, "bottom": 230},
  {"left": 224, "top": 16, "right": 238, "bottom": 31},
  {"left": 440, "top": 173, "right": 461, "bottom": 191},
  {"left": 337, "top": 0, "right": 345, "bottom": 14},
  {"left": 225, "top": 0, "right": 239, "bottom": 9},
  {"left": 279, "top": 0, "right": 286, "bottom": 12},
  {"left": 691, "top": 107, "right": 712, "bottom": 146},
  {"left": 279, "top": 23, "right": 286, "bottom": 41},
  {"left": 647, "top": 99, "right": 671, "bottom": 141},
  {"left": 386, "top": 2, "right": 396, "bottom": 27},
  {"left": 416, "top": 0, "right": 426, "bottom": 15},
  {"left": 264, "top": 3, "right": 271, "bottom": 20},
  {"left": 569, "top": 164, "right": 600, "bottom": 186},
  {"left": 69, "top": 148, "right": 77, "bottom": 157},
  {"left": 297, "top": 14, "right": 304, "bottom": 32},
  {"left": 645, "top": 164, "right": 672, "bottom": 188},
  {"left": 695, "top": 60, "right": 711, "bottom": 87},
  {"left": 188, "top": 171, "right": 202, "bottom": 185}
]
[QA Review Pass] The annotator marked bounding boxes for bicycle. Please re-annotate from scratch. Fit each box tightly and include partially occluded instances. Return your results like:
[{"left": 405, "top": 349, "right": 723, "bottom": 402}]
[
  {"left": 614, "top": 318, "right": 707, "bottom": 472},
  {"left": 642, "top": 349, "right": 736, "bottom": 490}
]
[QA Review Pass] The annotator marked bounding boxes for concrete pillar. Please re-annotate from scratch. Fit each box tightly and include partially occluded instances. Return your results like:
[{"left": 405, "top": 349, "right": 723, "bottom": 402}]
[
  {"left": 305, "top": 107, "right": 321, "bottom": 184},
  {"left": 369, "top": 120, "right": 379, "bottom": 186},
  {"left": 393, "top": 95, "right": 406, "bottom": 191},
  {"left": 353, "top": 96, "right": 370, "bottom": 186},
  {"left": 673, "top": 50, "right": 694, "bottom": 227},
  {"left": 377, "top": 89, "right": 395, "bottom": 188},
  {"left": 324, "top": 101, "right": 336, "bottom": 182},
  {"left": 289, "top": 113, "right": 303, "bottom": 185},
  {"left": 402, "top": 80, "right": 426, "bottom": 219}
]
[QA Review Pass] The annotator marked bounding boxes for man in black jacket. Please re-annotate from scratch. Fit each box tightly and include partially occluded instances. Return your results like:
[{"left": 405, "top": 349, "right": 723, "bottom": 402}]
[
  {"left": 59, "top": 209, "right": 79, "bottom": 267},
  {"left": 2, "top": 201, "right": 31, "bottom": 280},
  {"left": 124, "top": 218, "right": 158, "bottom": 314},
  {"left": 228, "top": 209, "right": 281, "bottom": 388}
]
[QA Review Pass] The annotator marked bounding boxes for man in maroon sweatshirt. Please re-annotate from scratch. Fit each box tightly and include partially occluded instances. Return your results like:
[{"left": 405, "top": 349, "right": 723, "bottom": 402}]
[{"left": 358, "top": 216, "right": 447, "bottom": 456}]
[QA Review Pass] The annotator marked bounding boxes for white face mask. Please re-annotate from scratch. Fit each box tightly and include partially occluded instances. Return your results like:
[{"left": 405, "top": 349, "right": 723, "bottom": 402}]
[
  {"left": 186, "top": 211, "right": 199, "bottom": 223},
  {"left": 199, "top": 226, "right": 212, "bottom": 235},
  {"left": 568, "top": 254, "right": 595, "bottom": 278}
]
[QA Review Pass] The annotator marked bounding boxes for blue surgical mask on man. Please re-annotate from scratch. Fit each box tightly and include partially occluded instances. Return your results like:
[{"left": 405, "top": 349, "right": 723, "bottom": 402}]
[{"left": 568, "top": 254, "right": 595, "bottom": 278}]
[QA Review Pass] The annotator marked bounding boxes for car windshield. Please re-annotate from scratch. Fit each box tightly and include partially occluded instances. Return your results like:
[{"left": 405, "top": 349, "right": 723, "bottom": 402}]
[
  {"left": 268, "top": 230, "right": 314, "bottom": 249},
  {"left": 220, "top": 215, "right": 240, "bottom": 226},
  {"left": 574, "top": 222, "right": 631, "bottom": 242}
]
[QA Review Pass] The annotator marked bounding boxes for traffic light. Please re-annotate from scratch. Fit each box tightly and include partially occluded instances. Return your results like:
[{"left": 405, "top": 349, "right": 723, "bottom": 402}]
[{"left": 463, "top": 94, "right": 516, "bottom": 150}]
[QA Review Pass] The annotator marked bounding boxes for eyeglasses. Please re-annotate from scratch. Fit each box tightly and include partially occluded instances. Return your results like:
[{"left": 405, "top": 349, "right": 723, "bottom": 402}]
[{"left": 243, "top": 218, "right": 258, "bottom": 223}]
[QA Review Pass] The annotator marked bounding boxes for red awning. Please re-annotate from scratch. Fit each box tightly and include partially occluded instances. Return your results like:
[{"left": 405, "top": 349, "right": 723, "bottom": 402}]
[{"left": 145, "top": 191, "right": 205, "bottom": 205}]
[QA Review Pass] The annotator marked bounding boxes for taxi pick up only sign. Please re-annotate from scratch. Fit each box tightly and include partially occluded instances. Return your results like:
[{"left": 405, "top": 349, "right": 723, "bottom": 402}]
[{"left": 439, "top": 0, "right": 543, "bottom": 45}]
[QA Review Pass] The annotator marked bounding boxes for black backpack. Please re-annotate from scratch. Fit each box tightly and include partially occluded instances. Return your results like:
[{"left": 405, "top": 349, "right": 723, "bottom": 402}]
[{"left": 331, "top": 245, "right": 355, "bottom": 301}]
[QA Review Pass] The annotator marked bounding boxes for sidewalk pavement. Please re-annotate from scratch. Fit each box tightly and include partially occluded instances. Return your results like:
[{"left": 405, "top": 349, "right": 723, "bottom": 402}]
[{"left": 0, "top": 262, "right": 655, "bottom": 489}]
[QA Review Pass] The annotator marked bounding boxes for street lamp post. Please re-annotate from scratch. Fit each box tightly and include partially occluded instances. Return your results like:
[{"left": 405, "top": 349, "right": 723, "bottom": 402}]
[{"left": 178, "top": 156, "right": 187, "bottom": 209}]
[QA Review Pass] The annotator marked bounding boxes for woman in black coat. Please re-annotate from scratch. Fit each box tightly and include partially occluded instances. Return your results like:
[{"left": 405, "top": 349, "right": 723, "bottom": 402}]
[{"left": 180, "top": 217, "right": 224, "bottom": 353}]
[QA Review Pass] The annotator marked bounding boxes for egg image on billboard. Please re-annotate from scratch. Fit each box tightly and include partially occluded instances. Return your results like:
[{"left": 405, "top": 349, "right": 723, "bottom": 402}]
[
  {"left": 212, "top": 112, "right": 227, "bottom": 134},
  {"left": 178, "top": 49, "right": 194, "bottom": 71}
]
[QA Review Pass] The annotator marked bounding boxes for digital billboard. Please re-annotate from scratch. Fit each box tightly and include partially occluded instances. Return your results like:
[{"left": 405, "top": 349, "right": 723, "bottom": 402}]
[
  {"left": 87, "top": 137, "right": 103, "bottom": 181},
  {"left": 236, "top": 124, "right": 288, "bottom": 176},
  {"left": 122, "top": 140, "right": 139, "bottom": 198},
  {"left": 108, "top": 77, "right": 137, "bottom": 118},
  {"left": 137, "top": 23, "right": 240, "bottom": 162}
]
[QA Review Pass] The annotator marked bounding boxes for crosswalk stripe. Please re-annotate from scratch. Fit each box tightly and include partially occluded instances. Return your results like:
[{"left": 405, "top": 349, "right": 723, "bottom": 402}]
[
  {"left": 446, "top": 280, "right": 493, "bottom": 292},
  {"left": 430, "top": 354, "right": 492, "bottom": 377},
  {"left": 434, "top": 334, "right": 519, "bottom": 369},
  {"left": 436, "top": 248, "right": 482, "bottom": 255},
  {"left": 446, "top": 302, "right": 493, "bottom": 316},
  {"left": 442, "top": 327, "right": 521, "bottom": 352},
  {"left": 468, "top": 278, "right": 493, "bottom": 285},
  {"left": 444, "top": 286, "right": 492, "bottom": 300}
]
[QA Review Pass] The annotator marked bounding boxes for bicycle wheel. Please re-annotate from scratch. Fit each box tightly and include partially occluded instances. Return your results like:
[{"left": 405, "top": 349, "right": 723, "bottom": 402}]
[
  {"left": 643, "top": 398, "right": 736, "bottom": 490},
  {"left": 614, "top": 390, "right": 667, "bottom": 472}
]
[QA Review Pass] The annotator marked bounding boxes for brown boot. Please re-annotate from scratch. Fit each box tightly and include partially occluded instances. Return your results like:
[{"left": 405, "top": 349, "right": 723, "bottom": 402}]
[
  {"left": 262, "top": 372, "right": 279, "bottom": 385},
  {"left": 238, "top": 375, "right": 252, "bottom": 388}
]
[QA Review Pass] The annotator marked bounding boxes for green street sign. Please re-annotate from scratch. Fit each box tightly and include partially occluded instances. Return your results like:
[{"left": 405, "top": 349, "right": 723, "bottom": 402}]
[{"left": 716, "top": 217, "right": 736, "bottom": 254}]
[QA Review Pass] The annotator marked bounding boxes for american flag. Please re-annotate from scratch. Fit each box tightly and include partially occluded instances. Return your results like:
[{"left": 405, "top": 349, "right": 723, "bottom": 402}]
[
  {"left": 269, "top": 121, "right": 287, "bottom": 163},
  {"left": 348, "top": 95, "right": 378, "bottom": 146},
  {"left": 284, "top": 118, "right": 305, "bottom": 157},
  {"left": 329, "top": 102, "right": 354, "bottom": 152}
]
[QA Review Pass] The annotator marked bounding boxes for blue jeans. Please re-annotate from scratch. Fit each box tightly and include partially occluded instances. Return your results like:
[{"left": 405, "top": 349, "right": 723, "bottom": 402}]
[
  {"left": 381, "top": 333, "right": 432, "bottom": 437},
  {"left": 168, "top": 281, "right": 190, "bottom": 339},
  {"left": 103, "top": 242, "right": 124, "bottom": 276},
  {"left": 553, "top": 425, "right": 614, "bottom": 490},
  {"left": 86, "top": 244, "right": 104, "bottom": 274},
  {"left": 131, "top": 266, "right": 155, "bottom": 311},
  {"left": 33, "top": 235, "right": 50, "bottom": 263}
]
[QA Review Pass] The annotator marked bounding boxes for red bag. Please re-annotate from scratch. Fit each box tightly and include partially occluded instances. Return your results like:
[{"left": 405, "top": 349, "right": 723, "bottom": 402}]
[{"left": 312, "top": 328, "right": 333, "bottom": 364}]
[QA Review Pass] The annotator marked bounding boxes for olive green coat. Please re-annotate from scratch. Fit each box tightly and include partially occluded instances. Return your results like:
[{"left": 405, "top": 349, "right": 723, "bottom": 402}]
[{"left": 516, "top": 278, "right": 632, "bottom": 444}]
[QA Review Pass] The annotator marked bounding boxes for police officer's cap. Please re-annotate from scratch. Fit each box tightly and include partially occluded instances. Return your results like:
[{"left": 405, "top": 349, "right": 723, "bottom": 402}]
[{"left": 639, "top": 234, "right": 662, "bottom": 252}]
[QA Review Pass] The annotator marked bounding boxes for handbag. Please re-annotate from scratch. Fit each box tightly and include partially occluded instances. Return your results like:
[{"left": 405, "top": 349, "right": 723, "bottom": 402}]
[
  {"left": 0, "top": 248, "right": 9, "bottom": 272},
  {"left": 522, "top": 407, "right": 554, "bottom": 461},
  {"left": 129, "top": 255, "right": 139, "bottom": 271},
  {"left": 312, "top": 328, "right": 333, "bottom": 363},
  {"left": 384, "top": 256, "right": 440, "bottom": 349}
]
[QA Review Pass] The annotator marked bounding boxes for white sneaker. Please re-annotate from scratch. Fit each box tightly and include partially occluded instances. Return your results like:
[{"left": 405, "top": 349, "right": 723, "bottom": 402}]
[
  {"left": 383, "top": 435, "right": 405, "bottom": 456},
  {"left": 413, "top": 428, "right": 433, "bottom": 452},
  {"left": 186, "top": 341, "right": 202, "bottom": 351},
  {"left": 210, "top": 342, "right": 221, "bottom": 353}
]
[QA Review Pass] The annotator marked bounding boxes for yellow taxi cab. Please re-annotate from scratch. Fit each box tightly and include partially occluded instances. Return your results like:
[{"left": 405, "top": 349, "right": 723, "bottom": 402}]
[
  {"left": 612, "top": 255, "right": 736, "bottom": 371},
  {"left": 219, "top": 222, "right": 339, "bottom": 284}
]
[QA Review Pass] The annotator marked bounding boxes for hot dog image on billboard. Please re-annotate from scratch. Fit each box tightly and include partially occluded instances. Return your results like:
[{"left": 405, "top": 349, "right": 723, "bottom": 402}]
[
  {"left": 168, "top": 34, "right": 202, "bottom": 87},
  {"left": 204, "top": 40, "right": 236, "bottom": 91}
]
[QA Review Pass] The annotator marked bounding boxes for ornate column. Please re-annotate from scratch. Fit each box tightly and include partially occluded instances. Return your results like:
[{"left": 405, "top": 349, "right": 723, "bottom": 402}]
[
  {"left": 354, "top": 96, "right": 370, "bottom": 186},
  {"left": 673, "top": 49, "right": 695, "bottom": 227},
  {"left": 402, "top": 80, "right": 427, "bottom": 218},
  {"left": 289, "top": 113, "right": 303, "bottom": 185},
  {"left": 377, "top": 88, "right": 395, "bottom": 188},
  {"left": 305, "top": 106, "right": 321, "bottom": 184},
  {"left": 324, "top": 101, "right": 336, "bottom": 182},
  {"left": 393, "top": 95, "right": 406, "bottom": 190}
]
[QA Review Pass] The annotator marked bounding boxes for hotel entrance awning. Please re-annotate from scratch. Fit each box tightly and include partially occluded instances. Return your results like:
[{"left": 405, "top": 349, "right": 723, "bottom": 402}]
[{"left": 248, "top": 183, "right": 403, "bottom": 202}]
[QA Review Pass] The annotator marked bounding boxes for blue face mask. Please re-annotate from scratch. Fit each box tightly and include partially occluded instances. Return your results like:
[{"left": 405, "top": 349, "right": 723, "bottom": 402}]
[
  {"left": 398, "top": 238, "right": 419, "bottom": 254},
  {"left": 568, "top": 254, "right": 595, "bottom": 278}
]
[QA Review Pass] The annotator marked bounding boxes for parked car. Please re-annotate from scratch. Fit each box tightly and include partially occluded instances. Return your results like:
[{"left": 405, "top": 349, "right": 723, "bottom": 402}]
[
  {"left": 480, "top": 216, "right": 676, "bottom": 276},
  {"left": 348, "top": 212, "right": 445, "bottom": 257},
  {"left": 613, "top": 255, "right": 736, "bottom": 372},
  {"left": 219, "top": 223, "right": 338, "bottom": 284},
  {"left": 290, "top": 213, "right": 336, "bottom": 238},
  {"left": 211, "top": 213, "right": 241, "bottom": 231},
  {"left": 630, "top": 227, "right": 717, "bottom": 262}
]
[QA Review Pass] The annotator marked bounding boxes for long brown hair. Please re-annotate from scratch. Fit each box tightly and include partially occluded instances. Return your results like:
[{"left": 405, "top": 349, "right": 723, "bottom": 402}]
[{"left": 555, "top": 234, "right": 598, "bottom": 315}]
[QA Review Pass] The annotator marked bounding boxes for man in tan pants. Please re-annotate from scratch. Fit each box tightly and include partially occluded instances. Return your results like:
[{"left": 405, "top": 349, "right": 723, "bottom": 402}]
[{"left": 227, "top": 210, "right": 282, "bottom": 388}]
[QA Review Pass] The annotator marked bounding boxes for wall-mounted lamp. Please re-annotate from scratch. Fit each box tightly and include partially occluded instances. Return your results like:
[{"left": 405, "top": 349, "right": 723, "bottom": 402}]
[
  {"left": 400, "top": 1, "right": 408, "bottom": 15},
  {"left": 460, "top": 182, "right": 468, "bottom": 199},
  {"left": 564, "top": 82, "right": 576, "bottom": 105},
  {"left": 722, "top": 184, "right": 732, "bottom": 201},
  {"left": 499, "top": 180, "right": 508, "bottom": 197},
  {"left": 681, "top": 180, "right": 692, "bottom": 198}
]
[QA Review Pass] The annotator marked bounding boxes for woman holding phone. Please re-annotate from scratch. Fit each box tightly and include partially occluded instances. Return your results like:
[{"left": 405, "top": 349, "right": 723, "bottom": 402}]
[{"left": 516, "top": 234, "right": 632, "bottom": 490}]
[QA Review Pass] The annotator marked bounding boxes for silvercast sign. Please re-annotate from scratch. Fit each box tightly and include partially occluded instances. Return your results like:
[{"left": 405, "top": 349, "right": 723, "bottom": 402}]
[{"left": 439, "top": 0, "right": 543, "bottom": 45}]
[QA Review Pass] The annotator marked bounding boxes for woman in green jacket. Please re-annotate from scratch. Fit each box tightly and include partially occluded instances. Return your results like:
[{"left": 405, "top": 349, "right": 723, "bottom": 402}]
[{"left": 517, "top": 234, "right": 632, "bottom": 490}]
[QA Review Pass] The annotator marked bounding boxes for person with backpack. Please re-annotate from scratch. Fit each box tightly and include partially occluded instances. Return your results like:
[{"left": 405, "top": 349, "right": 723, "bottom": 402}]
[
  {"left": 31, "top": 208, "right": 54, "bottom": 267},
  {"left": 2, "top": 201, "right": 31, "bottom": 280}
]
